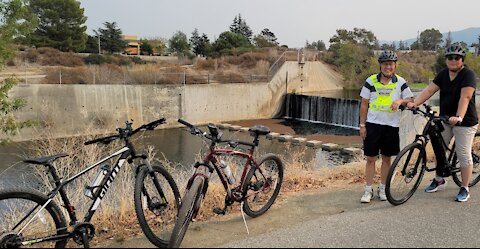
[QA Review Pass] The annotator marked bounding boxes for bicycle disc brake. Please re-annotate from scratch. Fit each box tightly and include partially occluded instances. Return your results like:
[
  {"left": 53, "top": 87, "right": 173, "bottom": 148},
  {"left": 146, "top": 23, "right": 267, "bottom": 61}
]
[{"left": 149, "top": 196, "right": 167, "bottom": 216}]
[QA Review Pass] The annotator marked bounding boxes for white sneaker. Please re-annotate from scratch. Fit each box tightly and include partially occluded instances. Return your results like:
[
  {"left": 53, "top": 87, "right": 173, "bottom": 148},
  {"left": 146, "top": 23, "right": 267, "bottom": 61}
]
[
  {"left": 378, "top": 187, "right": 387, "bottom": 201},
  {"left": 361, "top": 190, "right": 373, "bottom": 203}
]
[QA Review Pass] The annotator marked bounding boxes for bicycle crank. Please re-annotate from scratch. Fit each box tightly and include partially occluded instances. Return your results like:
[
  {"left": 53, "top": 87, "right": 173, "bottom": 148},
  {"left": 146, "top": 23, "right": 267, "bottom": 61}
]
[{"left": 0, "top": 232, "right": 22, "bottom": 248}]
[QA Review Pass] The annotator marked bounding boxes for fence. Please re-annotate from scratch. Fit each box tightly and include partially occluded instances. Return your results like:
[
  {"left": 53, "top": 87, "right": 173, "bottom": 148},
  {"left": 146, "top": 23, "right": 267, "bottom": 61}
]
[{"left": 20, "top": 65, "right": 270, "bottom": 85}]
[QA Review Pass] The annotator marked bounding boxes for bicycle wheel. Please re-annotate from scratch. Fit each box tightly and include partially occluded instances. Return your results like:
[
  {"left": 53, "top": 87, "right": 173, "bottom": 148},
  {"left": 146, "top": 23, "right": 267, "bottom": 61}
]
[
  {"left": 168, "top": 177, "right": 204, "bottom": 248},
  {"left": 134, "top": 164, "right": 181, "bottom": 248},
  {"left": 386, "top": 143, "right": 426, "bottom": 206},
  {"left": 242, "top": 154, "right": 283, "bottom": 218},
  {"left": 452, "top": 152, "right": 480, "bottom": 187},
  {"left": 0, "top": 189, "right": 68, "bottom": 248}
]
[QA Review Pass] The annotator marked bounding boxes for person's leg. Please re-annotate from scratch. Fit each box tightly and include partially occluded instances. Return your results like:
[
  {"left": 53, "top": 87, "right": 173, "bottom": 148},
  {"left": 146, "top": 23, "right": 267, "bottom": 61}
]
[
  {"left": 453, "top": 125, "right": 477, "bottom": 202},
  {"left": 425, "top": 124, "right": 453, "bottom": 193},
  {"left": 362, "top": 122, "right": 380, "bottom": 203},
  {"left": 380, "top": 155, "right": 391, "bottom": 185}
]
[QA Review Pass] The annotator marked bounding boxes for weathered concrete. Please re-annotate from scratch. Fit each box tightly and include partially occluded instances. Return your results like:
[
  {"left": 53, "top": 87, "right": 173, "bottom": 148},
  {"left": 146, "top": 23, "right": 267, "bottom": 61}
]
[{"left": 4, "top": 61, "right": 345, "bottom": 141}]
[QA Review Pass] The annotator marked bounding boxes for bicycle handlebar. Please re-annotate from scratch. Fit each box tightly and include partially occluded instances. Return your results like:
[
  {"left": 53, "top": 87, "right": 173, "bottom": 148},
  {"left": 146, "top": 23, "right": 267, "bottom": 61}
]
[
  {"left": 178, "top": 119, "right": 256, "bottom": 148},
  {"left": 85, "top": 118, "right": 166, "bottom": 145},
  {"left": 400, "top": 104, "right": 451, "bottom": 124}
]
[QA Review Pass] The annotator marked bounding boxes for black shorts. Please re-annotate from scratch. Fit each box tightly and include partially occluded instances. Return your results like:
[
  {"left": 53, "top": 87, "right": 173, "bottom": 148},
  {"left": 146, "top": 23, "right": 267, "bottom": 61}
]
[{"left": 363, "top": 122, "right": 400, "bottom": 157}]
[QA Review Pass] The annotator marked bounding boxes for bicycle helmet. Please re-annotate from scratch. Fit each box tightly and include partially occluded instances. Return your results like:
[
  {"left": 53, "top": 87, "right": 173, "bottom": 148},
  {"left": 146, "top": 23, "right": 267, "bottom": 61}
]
[
  {"left": 378, "top": 50, "right": 398, "bottom": 63},
  {"left": 445, "top": 43, "right": 466, "bottom": 58}
]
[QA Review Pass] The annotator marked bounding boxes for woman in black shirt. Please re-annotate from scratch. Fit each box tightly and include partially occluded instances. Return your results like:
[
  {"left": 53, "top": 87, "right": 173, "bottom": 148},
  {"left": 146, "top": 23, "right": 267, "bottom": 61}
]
[{"left": 407, "top": 44, "right": 478, "bottom": 202}]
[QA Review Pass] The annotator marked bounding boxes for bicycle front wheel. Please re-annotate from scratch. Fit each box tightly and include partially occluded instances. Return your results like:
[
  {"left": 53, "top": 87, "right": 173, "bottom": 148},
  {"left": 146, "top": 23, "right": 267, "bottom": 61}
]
[
  {"left": 134, "top": 164, "right": 181, "bottom": 248},
  {"left": 242, "top": 154, "right": 283, "bottom": 218},
  {"left": 452, "top": 152, "right": 480, "bottom": 187},
  {"left": 386, "top": 143, "right": 426, "bottom": 206},
  {"left": 0, "top": 189, "right": 68, "bottom": 248},
  {"left": 168, "top": 177, "right": 204, "bottom": 248}
]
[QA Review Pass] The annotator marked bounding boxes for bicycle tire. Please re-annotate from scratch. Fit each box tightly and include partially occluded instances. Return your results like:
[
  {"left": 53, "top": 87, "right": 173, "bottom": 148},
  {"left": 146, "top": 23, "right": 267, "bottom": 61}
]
[
  {"left": 452, "top": 152, "right": 480, "bottom": 187},
  {"left": 0, "top": 189, "right": 68, "bottom": 248},
  {"left": 386, "top": 143, "right": 426, "bottom": 206},
  {"left": 242, "top": 154, "right": 283, "bottom": 218},
  {"left": 168, "top": 177, "right": 204, "bottom": 248},
  {"left": 134, "top": 164, "right": 181, "bottom": 248}
]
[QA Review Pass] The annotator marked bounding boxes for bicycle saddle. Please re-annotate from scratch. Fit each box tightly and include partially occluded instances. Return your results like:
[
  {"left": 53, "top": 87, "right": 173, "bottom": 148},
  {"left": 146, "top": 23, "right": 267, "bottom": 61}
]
[
  {"left": 249, "top": 125, "right": 270, "bottom": 136},
  {"left": 24, "top": 153, "right": 69, "bottom": 165}
]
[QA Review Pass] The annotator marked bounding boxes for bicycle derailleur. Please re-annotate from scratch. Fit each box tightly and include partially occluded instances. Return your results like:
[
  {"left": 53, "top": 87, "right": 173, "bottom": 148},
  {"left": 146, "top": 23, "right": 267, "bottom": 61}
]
[{"left": 212, "top": 191, "right": 237, "bottom": 215}]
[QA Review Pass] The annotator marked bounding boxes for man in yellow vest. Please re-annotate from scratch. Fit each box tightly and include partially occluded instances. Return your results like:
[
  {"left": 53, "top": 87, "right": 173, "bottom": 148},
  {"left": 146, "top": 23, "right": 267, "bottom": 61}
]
[{"left": 359, "top": 50, "right": 414, "bottom": 203}]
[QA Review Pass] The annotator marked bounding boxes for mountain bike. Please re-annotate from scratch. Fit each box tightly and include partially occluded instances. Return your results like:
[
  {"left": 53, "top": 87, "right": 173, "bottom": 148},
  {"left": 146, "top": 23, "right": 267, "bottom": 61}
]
[
  {"left": 385, "top": 104, "right": 480, "bottom": 205},
  {"left": 168, "top": 119, "right": 284, "bottom": 248},
  {"left": 0, "top": 118, "right": 181, "bottom": 248}
]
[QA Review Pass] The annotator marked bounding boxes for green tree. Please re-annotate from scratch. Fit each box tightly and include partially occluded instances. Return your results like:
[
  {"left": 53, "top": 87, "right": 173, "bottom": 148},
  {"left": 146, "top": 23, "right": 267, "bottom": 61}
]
[
  {"left": 413, "top": 28, "right": 443, "bottom": 51},
  {"left": 0, "top": 0, "right": 35, "bottom": 141},
  {"left": 140, "top": 39, "right": 153, "bottom": 55},
  {"left": 212, "top": 31, "right": 251, "bottom": 53},
  {"left": 229, "top": 14, "right": 253, "bottom": 42},
  {"left": 169, "top": 31, "right": 190, "bottom": 56},
  {"left": 333, "top": 42, "right": 372, "bottom": 85},
  {"left": 445, "top": 31, "right": 452, "bottom": 48},
  {"left": 0, "top": 0, "right": 36, "bottom": 65},
  {"left": 27, "top": 0, "right": 87, "bottom": 52},
  {"left": 398, "top": 40, "right": 406, "bottom": 50},
  {"left": 95, "top": 22, "right": 126, "bottom": 54},
  {"left": 190, "top": 29, "right": 211, "bottom": 56},
  {"left": 82, "top": 35, "right": 99, "bottom": 53},
  {"left": 254, "top": 28, "right": 279, "bottom": 48}
]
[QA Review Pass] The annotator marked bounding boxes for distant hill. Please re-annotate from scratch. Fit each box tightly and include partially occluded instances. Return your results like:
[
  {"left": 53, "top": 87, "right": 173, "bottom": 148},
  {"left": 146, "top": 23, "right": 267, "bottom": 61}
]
[{"left": 380, "top": 27, "right": 480, "bottom": 48}]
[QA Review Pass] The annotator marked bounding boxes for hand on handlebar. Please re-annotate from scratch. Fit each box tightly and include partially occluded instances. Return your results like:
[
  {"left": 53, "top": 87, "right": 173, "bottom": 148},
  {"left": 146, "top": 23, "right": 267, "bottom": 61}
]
[
  {"left": 448, "top": 116, "right": 462, "bottom": 126},
  {"left": 406, "top": 102, "right": 417, "bottom": 109}
]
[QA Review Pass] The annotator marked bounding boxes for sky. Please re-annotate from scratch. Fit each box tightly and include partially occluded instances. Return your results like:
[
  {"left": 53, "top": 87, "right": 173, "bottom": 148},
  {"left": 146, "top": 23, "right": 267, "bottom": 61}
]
[{"left": 78, "top": 0, "right": 480, "bottom": 48}]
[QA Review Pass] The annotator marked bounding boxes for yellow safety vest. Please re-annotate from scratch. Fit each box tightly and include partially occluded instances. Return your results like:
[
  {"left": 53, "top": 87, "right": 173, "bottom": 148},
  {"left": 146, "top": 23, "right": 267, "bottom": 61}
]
[{"left": 369, "top": 74, "right": 398, "bottom": 113}]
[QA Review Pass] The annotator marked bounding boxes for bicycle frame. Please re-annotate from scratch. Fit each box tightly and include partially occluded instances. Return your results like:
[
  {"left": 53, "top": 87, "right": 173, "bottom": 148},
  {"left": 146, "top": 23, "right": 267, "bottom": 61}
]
[{"left": 14, "top": 119, "right": 166, "bottom": 245}]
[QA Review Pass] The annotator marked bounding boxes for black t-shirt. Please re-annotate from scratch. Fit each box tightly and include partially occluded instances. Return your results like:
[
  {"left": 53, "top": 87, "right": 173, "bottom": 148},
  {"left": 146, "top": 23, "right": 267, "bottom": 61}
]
[{"left": 432, "top": 66, "right": 478, "bottom": 127}]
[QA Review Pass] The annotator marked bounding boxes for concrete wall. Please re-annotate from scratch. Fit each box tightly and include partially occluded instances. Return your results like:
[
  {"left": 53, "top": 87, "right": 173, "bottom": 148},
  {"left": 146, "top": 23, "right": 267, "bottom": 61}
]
[{"left": 3, "top": 61, "right": 344, "bottom": 141}]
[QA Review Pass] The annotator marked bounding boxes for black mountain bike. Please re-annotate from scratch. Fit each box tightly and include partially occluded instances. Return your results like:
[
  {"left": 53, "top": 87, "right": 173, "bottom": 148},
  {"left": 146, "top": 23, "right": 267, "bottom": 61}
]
[
  {"left": 0, "top": 118, "right": 181, "bottom": 248},
  {"left": 386, "top": 104, "right": 480, "bottom": 206}
]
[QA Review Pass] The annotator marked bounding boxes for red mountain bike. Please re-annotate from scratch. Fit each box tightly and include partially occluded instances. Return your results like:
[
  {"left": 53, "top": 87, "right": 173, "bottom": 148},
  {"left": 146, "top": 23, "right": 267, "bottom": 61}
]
[{"left": 169, "top": 119, "right": 284, "bottom": 248}]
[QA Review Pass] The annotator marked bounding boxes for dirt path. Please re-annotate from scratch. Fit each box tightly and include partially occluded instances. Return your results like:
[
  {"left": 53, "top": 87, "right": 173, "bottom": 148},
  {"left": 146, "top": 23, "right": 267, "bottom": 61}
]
[{"left": 102, "top": 181, "right": 364, "bottom": 248}]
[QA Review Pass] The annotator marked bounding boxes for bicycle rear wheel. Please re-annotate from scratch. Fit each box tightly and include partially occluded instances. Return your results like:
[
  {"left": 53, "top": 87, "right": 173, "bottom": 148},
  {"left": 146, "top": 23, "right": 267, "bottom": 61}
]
[
  {"left": 0, "top": 189, "right": 68, "bottom": 248},
  {"left": 386, "top": 143, "right": 426, "bottom": 206},
  {"left": 134, "top": 164, "right": 181, "bottom": 248},
  {"left": 168, "top": 177, "right": 204, "bottom": 248},
  {"left": 451, "top": 152, "right": 480, "bottom": 187},
  {"left": 242, "top": 154, "right": 283, "bottom": 218}
]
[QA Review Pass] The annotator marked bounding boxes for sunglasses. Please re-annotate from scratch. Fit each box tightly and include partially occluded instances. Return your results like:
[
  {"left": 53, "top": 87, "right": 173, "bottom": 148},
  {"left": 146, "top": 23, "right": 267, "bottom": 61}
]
[{"left": 446, "top": 55, "right": 462, "bottom": 61}]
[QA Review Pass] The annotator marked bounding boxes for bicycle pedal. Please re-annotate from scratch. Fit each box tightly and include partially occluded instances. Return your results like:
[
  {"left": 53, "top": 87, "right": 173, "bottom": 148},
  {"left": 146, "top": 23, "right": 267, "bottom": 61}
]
[{"left": 213, "top": 207, "right": 226, "bottom": 215}]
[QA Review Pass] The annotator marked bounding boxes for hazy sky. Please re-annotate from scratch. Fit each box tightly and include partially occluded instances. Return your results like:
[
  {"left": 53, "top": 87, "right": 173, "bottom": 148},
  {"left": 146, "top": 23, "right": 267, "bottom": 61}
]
[{"left": 78, "top": 0, "right": 479, "bottom": 48}]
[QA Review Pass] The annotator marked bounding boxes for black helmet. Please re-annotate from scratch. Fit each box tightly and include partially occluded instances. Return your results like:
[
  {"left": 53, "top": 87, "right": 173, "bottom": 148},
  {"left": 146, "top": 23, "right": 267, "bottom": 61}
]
[
  {"left": 445, "top": 43, "right": 466, "bottom": 58},
  {"left": 378, "top": 50, "right": 398, "bottom": 63}
]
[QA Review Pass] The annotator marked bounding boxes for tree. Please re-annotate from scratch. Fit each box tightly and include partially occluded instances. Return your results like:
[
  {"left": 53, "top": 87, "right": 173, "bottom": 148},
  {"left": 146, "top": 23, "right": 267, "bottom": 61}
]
[
  {"left": 168, "top": 31, "right": 190, "bottom": 56},
  {"left": 254, "top": 28, "right": 279, "bottom": 48},
  {"left": 190, "top": 29, "right": 211, "bottom": 56},
  {"left": 315, "top": 40, "right": 326, "bottom": 51},
  {"left": 329, "top": 28, "right": 377, "bottom": 50},
  {"left": 445, "top": 31, "right": 452, "bottom": 48},
  {"left": 213, "top": 31, "right": 251, "bottom": 53},
  {"left": 229, "top": 14, "right": 253, "bottom": 42},
  {"left": 0, "top": 0, "right": 36, "bottom": 65},
  {"left": 140, "top": 39, "right": 153, "bottom": 55},
  {"left": 398, "top": 40, "right": 406, "bottom": 50},
  {"left": 413, "top": 28, "right": 443, "bottom": 51},
  {"left": 27, "top": 0, "right": 87, "bottom": 52},
  {"left": 95, "top": 22, "right": 126, "bottom": 54},
  {"left": 82, "top": 35, "right": 98, "bottom": 53},
  {"left": 0, "top": 0, "right": 35, "bottom": 141}
]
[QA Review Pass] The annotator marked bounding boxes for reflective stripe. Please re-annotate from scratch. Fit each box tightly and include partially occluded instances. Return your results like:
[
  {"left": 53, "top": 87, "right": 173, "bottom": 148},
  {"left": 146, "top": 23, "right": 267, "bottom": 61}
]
[{"left": 369, "top": 74, "right": 398, "bottom": 113}]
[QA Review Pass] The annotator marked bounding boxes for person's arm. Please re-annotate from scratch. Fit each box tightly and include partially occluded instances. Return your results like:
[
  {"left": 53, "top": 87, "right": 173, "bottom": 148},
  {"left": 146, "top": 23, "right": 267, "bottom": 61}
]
[
  {"left": 360, "top": 98, "right": 369, "bottom": 140},
  {"left": 450, "top": 86, "right": 475, "bottom": 125},
  {"left": 407, "top": 83, "right": 440, "bottom": 108}
]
